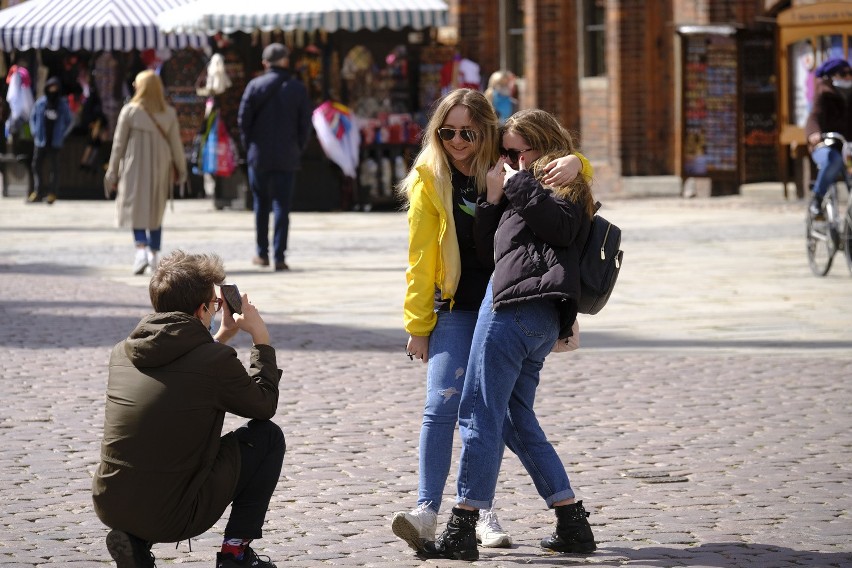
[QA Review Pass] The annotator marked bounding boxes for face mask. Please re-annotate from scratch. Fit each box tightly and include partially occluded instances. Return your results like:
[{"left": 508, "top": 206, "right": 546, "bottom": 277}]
[
  {"left": 46, "top": 90, "right": 59, "bottom": 101},
  {"left": 208, "top": 313, "right": 218, "bottom": 335},
  {"left": 832, "top": 78, "right": 852, "bottom": 90}
]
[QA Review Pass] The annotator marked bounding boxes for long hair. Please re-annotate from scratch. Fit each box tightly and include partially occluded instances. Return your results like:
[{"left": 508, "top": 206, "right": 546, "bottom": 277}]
[
  {"left": 397, "top": 88, "right": 499, "bottom": 205},
  {"left": 149, "top": 250, "right": 226, "bottom": 314},
  {"left": 502, "top": 109, "right": 596, "bottom": 217},
  {"left": 130, "top": 70, "right": 167, "bottom": 113}
]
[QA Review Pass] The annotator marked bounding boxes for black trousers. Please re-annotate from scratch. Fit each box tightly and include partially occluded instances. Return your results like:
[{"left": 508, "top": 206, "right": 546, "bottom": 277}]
[
  {"left": 224, "top": 419, "right": 286, "bottom": 540},
  {"left": 31, "top": 145, "right": 60, "bottom": 197}
]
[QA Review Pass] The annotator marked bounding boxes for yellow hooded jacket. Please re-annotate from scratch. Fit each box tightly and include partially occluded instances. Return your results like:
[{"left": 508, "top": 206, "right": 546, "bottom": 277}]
[{"left": 404, "top": 164, "right": 459, "bottom": 336}]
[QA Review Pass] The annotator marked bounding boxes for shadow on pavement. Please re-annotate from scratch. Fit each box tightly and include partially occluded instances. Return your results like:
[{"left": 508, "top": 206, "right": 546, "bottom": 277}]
[{"left": 480, "top": 543, "right": 852, "bottom": 566}]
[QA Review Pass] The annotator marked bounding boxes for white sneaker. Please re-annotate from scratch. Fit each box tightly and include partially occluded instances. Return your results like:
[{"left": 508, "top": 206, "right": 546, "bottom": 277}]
[
  {"left": 146, "top": 250, "right": 159, "bottom": 272},
  {"left": 477, "top": 508, "right": 513, "bottom": 548},
  {"left": 132, "top": 249, "right": 148, "bottom": 275},
  {"left": 391, "top": 502, "right": 437, "bottom": 551}
]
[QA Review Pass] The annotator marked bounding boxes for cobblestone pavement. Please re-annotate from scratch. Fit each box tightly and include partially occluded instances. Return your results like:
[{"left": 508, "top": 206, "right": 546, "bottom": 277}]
[{"left": 1, "top": 186, "right": 850, "bottom": 567}]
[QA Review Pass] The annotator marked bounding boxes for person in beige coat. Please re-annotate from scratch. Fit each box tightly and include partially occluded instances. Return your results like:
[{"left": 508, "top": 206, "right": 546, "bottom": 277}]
[{"left": 105, "top": 70, "right": 187, "bottom": 275}]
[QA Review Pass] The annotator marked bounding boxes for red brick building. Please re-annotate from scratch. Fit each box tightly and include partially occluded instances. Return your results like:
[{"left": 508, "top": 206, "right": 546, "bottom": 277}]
[{"left": 445, "top": 0, "right": 851, "bottom": 197}]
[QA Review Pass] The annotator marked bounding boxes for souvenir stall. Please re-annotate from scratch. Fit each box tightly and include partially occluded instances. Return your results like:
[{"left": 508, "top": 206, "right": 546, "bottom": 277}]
[
  {"left": 0, "top": 0, "right": 206, "bottom": 199},
  {"left": 776, "top": 2, "right": 852, "bottom": 199},
  {"left": 157, "top": 0, "right": 454, "bottom": 211}
]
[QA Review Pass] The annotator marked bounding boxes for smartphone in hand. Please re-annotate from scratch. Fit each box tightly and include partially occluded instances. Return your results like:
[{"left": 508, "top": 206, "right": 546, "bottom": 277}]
[{"left": 220, "top": 284, "right": 242, "bottom": 314}]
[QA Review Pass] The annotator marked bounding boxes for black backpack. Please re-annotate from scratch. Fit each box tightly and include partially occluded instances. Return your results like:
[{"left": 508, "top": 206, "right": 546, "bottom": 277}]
[{"left": 577, "top": 202, "right": 623, "bottom": 315}]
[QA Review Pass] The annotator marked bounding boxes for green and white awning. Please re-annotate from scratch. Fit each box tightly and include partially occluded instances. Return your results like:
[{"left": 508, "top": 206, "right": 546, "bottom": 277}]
[{"left": 157, "top": 0, "right": 448, "bottom": 35}]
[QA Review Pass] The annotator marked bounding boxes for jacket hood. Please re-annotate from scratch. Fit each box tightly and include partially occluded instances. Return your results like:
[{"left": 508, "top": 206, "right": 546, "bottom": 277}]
[{"left": 124, "top": 311, "right": 213, "bottom": 368}]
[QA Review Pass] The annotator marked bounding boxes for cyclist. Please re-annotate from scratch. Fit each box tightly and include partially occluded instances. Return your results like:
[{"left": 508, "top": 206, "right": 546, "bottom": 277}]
[{"left": 806, "top": 58, "right": 852, "bottom": 217}]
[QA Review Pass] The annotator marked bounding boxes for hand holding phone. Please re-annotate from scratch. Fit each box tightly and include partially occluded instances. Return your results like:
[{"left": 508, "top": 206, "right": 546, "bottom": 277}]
[{"left": 220, "top": 284, "right": 242, "bottom": 314}]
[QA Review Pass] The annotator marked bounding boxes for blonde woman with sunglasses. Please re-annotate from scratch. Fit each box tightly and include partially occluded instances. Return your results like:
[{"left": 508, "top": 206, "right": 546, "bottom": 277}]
[{"left": 391, "top": 89, "right": 591, "bottom": 553}]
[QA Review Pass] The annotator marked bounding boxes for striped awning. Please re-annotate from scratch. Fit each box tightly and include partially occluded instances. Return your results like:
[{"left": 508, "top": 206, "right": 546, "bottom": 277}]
[
  {"left": 157, "top": 0, "right": 448, "bottom": 35},
  {"left": 0, "top": 0, "right": 207, "bottom": 52}
]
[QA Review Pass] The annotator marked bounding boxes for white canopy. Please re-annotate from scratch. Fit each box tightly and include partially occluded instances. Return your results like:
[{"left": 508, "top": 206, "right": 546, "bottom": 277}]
[
  {"left": 157, "top": 0, "right": 449, "bottom": 35},
  {"left": 0, "top": 0, "right": 207, "bottom": 52}
]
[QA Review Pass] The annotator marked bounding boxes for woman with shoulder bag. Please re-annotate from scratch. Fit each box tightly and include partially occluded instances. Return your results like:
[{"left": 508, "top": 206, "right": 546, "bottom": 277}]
[{"left": 105, "top": 70, "right": 187, "bottom": 275}]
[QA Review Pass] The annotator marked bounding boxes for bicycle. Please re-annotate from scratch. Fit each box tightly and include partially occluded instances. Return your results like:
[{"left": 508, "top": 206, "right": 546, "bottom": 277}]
[{"left": 805, "top": 132, "right": 852, "bottom": 276}]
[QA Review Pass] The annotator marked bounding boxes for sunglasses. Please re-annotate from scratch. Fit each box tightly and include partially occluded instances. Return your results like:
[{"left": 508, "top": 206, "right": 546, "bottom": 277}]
[
  {"left": 837, "top": 69, "right": 852, "bottom": 77},
  {"left": 500, "top": 147, "right": 533, "bottom": 163},
  {"left": 437, "top": 127, "right": 478, "bottom": 143}
]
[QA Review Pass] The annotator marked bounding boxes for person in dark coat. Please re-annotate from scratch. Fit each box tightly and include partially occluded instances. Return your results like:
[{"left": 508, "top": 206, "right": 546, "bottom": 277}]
[
  {"left": 28, "top": 77, "right": 72, "bottom": 204},
  {"left": 423, "top": 109, "right": 598, "bottom": 561},
  {"left": 805, "top": 58, "right": 852, "bottom": 216},
  {"left": 238, "top": 43, "right": 312, "bottom": 271},
  {"left": 92, "top": 250, "right": 284, "bottom": 568}
]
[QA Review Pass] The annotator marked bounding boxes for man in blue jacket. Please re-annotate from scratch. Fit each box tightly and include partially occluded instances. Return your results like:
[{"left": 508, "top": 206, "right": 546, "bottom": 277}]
[
  {"left": 28, "top": 77, "right": 72, "bottom": 204},
  {"left": 238, "top": 43, "right": 312, "bottom": 271}
]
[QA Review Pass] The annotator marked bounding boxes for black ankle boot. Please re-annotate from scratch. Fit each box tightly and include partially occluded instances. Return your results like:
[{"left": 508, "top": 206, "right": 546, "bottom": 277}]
[
  {"left": 421, "top": 507, "right": 479, "bottom": 561},
  {"left": 540, "top": 500, "right": 597, "bottom": 554}
]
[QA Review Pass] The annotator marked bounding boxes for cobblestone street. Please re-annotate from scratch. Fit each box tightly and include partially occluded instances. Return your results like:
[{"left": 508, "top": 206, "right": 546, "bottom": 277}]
[{"left": 1, "top": 187, "right": 850, "bottom": 567}]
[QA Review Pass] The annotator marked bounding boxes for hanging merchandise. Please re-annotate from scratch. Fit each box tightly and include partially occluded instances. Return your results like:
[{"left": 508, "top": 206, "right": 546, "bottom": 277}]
[
  {"left": 312, "top": 100, "right": 360, "bottom": 179},
  {"left": 5, "top": 65, "right": 34, "bottom": 139},
  {"left": 196, "top": 53, "right": 232, "bottom": 97},
  {"left": 214, "top": 114, "right": 238, "bottom": 177},
  {"left": 201, "top": 112, "right": 220, "bottom": 175}
]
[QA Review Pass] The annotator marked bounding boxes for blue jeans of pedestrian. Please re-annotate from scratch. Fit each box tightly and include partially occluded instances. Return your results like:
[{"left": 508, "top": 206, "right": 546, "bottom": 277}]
[
  {"left": 133, "top": 228, "right": 162, "bottom": 251},
  {"left": 811, "top": 146, "right": 846, "bottom": 200},
  {"left": 418, "top": 309, "right": 479, "bottom": 513},
  {"left": 248, "top": 168, "right": 295, "bottom": 263},
  {"left": 457, "top": 280, "right": 574, "bottom": 510}
]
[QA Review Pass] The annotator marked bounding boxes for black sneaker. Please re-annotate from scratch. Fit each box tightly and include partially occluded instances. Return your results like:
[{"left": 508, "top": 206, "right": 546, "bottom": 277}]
[
  {"left": 105, "top": 529, "right": 156, "bottom": 567},
  {"left": 216, "top": 546, "right": 277, "bottom": 567}
]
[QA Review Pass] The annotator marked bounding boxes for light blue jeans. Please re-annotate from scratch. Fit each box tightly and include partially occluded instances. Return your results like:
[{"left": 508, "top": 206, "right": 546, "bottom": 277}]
[
  {"left": 417, "top": 309, "right": 479, "bottom": 512},
  {"left": 457, "top": 280, "right": 575, "bottom": 510},
  {"left": 811, "top": 146, "right": 846, "bottom": 200}
]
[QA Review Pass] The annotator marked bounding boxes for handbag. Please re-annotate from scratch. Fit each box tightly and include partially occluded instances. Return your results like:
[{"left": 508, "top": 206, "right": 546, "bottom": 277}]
[{"left": 577, "top": 202, "right": 623, "bottom": 315}]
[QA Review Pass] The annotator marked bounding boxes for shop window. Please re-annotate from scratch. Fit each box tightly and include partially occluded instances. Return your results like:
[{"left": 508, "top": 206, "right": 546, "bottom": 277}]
[
  {"left": 787, "top": 34, "right": 851, "bottom": 127},
  {"left": 504, "top": 0, "right": 525, "bottom": 77},
  {"left": 582, "top": 0, "right": 606, "bottom": 77}
]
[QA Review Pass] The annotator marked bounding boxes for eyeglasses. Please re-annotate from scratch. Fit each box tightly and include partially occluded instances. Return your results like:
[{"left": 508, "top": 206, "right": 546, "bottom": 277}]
[
  {"left": 208, "top": 297, "right": 223, "bottom": 312},
  {"left": 500, "top": 147, "right": 533, "bottom": 163},
  {"left": 437, "top": 127, "right": 478, "bottom": 143}
]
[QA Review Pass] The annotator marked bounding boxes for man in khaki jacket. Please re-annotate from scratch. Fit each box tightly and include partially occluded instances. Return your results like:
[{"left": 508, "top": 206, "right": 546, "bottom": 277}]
[{"left": 92, "top": 250, "right": 284, "bottom": 568}]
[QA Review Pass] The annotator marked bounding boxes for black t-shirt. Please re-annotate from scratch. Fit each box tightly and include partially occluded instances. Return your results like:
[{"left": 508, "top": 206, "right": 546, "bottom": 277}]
[{"left": 434, "top": 167, "right": 492, "bottom": 312}]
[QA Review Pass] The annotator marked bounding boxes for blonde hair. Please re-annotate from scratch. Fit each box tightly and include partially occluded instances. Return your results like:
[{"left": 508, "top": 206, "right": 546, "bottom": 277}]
[
  {"left": 397, "top": 89, "right": 499, "bottom": 205},
  {"left": 502, "top": 109, "right": 596, "bottom": 217},
  {"left": 130, "top": 70, "right": 167, "bottom": 113},
  {"left": 484, "top": 70, "right": 513, "bottom": 102}
]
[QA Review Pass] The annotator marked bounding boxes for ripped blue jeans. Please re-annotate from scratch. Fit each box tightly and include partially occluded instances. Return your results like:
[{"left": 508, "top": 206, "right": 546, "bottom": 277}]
[{"left": 417, "top": 309, "right": 478, "bottom": 512}]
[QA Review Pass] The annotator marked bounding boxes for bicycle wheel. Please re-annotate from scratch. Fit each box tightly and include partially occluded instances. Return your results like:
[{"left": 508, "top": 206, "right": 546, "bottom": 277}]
[
  {"left": 844, "top": 203, "right": 852, "bottom": 274},
  {"left": 806, "top": 212, "right": 834, "bottom": 276}
]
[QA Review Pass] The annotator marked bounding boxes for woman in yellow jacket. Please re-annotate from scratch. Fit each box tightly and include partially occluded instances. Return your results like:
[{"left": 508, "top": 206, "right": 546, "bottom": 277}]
[{"left": 391, "top": 88, "right": 591, "bottom": 552}]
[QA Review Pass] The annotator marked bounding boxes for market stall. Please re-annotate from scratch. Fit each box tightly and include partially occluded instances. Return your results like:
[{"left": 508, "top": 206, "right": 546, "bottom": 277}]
[
  {"left": 157, "top": 0, "right": 452, "bottom": 211},
  {"left": 0, "top": 0, "right": 206, "bottom": 199}
]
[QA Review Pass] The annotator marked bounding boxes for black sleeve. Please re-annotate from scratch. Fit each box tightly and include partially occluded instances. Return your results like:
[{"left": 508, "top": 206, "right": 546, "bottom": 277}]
[{"left": 503, "top": 171, "right": 585, "bottom": 247}]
